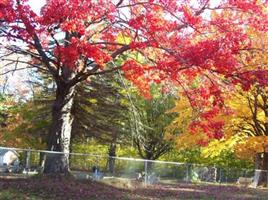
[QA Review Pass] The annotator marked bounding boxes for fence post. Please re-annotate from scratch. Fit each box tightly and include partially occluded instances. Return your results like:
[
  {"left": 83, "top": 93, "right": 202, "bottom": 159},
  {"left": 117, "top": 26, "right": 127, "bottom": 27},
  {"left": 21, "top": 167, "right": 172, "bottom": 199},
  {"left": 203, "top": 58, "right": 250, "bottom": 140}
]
[
  {"left": 214, "top": 165, "right": 217, "bottom": 183},
  {"left": 226, "top": 168, "right": 229, "bottom": 183},
  {"left": 39, "top": 152, "right": 46, "bottom": 174},
  {"left": 25, "top": 150, "right": 31, "bottom": 175},
  {"left": 186, "top": 164, "right": 189, "bottom": 182},
  {"left": 267, "top": 170, "right": 268, "bottom": 187},
  {"left": 219, "top": 168, "right": 222, "bottom": 184},
  {"left": 144, "top": 160, "right": 148, "bottom": 186}
]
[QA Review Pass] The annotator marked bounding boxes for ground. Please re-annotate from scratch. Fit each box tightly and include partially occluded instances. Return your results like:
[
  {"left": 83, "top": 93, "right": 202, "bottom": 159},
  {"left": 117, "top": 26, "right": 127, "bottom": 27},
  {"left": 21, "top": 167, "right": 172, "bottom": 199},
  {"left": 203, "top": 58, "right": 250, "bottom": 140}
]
[{"left": 0, "top": 176, "right": 268, "bottom": 200}]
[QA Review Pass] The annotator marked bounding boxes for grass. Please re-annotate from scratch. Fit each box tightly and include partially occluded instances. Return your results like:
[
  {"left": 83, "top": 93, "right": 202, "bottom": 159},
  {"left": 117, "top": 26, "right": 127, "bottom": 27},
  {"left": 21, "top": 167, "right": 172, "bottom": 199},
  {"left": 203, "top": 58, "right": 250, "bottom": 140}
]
[
  {"left": 0, "top": 189, "right": 42, "bottom": 200},
  {"left": 0, "top": 176, "right": 268, "bottom": 200}
]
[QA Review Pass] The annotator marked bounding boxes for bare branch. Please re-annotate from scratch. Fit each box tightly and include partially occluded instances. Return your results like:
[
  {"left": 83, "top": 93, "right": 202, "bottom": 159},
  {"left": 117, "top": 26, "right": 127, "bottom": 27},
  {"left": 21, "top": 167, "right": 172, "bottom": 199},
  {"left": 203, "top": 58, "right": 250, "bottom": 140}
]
[
  {"left": 32, "top": 34, "right": 58, "bottom": 77},
  {"left": 0, "top": 58, "right": 48, "bottom": 76}
]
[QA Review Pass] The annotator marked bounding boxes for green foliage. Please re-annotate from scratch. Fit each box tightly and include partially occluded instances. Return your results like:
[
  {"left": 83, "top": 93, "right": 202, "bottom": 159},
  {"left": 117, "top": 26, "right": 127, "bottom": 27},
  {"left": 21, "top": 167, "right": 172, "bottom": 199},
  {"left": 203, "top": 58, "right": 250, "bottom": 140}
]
[
  {"left": 125, "top": 84, "right": 178, "bottom": 160},
  {"left": 72, "top": 74, "right": 129, "bottom": 144},
  {"left": 0, "top": 94, "right": 16, "bottom": 127},
  {"left": 72, "top": 140, "right": 139, "bottom": 158},
  {"left": 0, "top": 93, "right": 46, "bottom": 148},
  {"left": 161, "top": 147, "right": 253, "bottom": 169},
  {"left": 72, "top": 140, "right": 108, "bottom": 155},
  {"left": 71, "top": 140, "right": 139, "bottom": 171},
  {"left": 0, "top": 99, "right": 49, "bottom": 149},
  {"left": 116, "top": 146, "right": 138, "bottom": 158},
  {"left": 71, "top": 140, "right": 253, "bottom": 172}
]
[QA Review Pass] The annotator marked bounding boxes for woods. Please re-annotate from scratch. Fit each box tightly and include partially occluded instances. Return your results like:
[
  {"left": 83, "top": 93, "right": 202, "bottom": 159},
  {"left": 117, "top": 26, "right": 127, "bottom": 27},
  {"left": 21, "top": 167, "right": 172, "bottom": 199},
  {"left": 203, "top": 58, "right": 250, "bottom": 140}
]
[{"left": 0, "top": 0, "right": 268, "bottom": 191}]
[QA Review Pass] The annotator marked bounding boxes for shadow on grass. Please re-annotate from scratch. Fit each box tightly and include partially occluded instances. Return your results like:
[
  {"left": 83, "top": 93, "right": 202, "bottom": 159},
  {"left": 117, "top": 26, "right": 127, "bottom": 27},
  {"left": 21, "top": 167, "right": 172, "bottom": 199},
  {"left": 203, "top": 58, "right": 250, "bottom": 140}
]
[
  {"left": 0, "top": 176, "right": 132, "bottom": 200},
  {"left": 134, "top": 183, "right": 268, "bottom": 200},
  {"left": 0, "top": 176, "right": 268, "bottom": 200}
]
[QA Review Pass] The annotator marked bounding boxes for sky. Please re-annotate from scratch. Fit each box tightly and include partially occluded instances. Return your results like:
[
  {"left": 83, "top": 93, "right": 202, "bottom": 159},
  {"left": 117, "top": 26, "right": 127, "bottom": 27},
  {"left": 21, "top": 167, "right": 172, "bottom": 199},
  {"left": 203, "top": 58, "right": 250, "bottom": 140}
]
[
  {"left": 28, "top": 0, "right": 46, "bottom": 14},
  {"left": 0, "top": 1, "right": 46, "bottom": 98},
  {"left": 2, "top": 0, "right": 220, "bottom": 98},
  {"left": 28, "top": 0, "right": 221, "bottom": 14}
]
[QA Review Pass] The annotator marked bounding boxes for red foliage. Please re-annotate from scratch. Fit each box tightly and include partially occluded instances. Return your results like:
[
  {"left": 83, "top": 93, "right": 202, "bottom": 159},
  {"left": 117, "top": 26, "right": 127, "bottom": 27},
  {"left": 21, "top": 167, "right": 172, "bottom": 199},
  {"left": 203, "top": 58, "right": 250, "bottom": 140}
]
[
  {"left": 1, "top": 0, "right": 268, "bottom": 140},
  {"left": 182, "top": 6, "right": 201, "bottom": 26},
  {"left": 122, "top": 60, "right": 153, "bottom": 99}
]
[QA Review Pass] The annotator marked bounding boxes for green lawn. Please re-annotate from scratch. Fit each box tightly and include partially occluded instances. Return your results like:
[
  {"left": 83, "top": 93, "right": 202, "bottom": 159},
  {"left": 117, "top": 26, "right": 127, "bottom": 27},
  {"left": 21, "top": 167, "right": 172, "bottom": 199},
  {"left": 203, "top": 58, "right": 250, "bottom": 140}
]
[
  {"left": 0, "top": 176, "right": 268, "bottom": 200},
  {"left": 0, "top": 189, "right": 42, "bottom": 200}
]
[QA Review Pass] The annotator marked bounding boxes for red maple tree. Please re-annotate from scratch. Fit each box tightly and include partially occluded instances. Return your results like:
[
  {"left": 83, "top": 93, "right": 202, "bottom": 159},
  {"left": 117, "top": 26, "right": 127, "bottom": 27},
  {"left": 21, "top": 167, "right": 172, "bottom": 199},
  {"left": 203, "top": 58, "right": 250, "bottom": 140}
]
[{"left": 0, "top": 0, "right": 267, "bottom": 173}]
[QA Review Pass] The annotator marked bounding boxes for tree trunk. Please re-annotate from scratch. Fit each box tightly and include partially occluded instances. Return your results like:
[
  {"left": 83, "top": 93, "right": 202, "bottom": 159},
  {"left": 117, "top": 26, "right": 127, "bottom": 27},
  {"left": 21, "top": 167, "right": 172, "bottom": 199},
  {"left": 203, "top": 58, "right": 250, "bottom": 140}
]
[
  {"left": 252, "top": 153, "right": 268, "bottom": 187},
  {"left": 258, "top": 153, "right": 268, "bottom": 186},
  {"left": 24, "top": 150, "right": 31, "bottom": 173},
  {"left": 146, "top": 161, "right": 154, "bottom": 174},
  {"left": 44, "top": 83, "right": 76, "bottom": 174},
  {"left": 39, "top": 152, "right": 46, "bottom": 173},
  {"left": 107, "top": 143, "right": 116, "bottom": 174},
  {"left": 144, "top": 153, "right": 154, "bottom": 174}
]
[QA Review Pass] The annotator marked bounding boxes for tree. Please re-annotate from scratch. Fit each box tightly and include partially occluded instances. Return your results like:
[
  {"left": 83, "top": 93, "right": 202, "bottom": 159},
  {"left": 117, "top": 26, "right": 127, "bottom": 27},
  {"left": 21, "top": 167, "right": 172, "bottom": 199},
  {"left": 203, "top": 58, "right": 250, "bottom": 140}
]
[
  {"left": 229, "top": 86, "right": 268, "bottom": 186},
  {"left": 71, "top": 74, "right": 129, "bottom": 173},
  {"left": 219, "top": 29, "right": 268, "bottom": 186},
  {"left": 171, "top": 85, "right": 268, "bottom": 185},
  {"left": 72, "top": 74, "right": 128, "bottom": 142},
  {"left": 0, "top": 94, "right": 48, "bottom": 148},
  {"left": 131, "top": 86, "right": 177, "bottom": 161},
  {"left": 0, "top": 94, "right": 9, "bottom": 128},
  {"left": 1, "top": 0, "right": 267, "bottom": 173},
  {"left": 200, "top": 85, "right": 268, "bottom": 186},
  {"left": 0, "top": 94, "right": 15, "bottom": 144}
]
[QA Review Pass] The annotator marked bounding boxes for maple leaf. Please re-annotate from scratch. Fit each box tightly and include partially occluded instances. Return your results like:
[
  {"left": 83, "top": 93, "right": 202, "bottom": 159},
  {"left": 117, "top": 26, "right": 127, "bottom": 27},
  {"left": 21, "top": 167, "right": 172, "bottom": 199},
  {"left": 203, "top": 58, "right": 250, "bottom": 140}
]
[{"left": 1, "top": 0, "right": 268, "bottom": 173}]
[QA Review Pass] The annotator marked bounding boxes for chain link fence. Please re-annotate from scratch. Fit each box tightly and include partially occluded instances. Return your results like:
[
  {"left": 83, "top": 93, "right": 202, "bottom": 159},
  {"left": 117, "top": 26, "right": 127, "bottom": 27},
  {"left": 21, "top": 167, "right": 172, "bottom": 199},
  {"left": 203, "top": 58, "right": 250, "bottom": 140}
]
[{"left": 0, "top": 146, "right": 266, "bottom": 187}]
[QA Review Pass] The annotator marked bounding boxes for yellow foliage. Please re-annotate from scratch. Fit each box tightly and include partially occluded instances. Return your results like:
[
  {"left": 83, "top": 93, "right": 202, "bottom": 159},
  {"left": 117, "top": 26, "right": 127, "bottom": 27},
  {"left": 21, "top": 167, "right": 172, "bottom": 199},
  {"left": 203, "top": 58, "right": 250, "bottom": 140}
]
[
  {"left": 116, "top": 32, "right": 131, "bottom": 45},
  {"left": 168, "top": 30, "right": 268, "bottom": 159},
  {"left": 235, "top": 136, "right": 268, "bottom": 160},
  {"left": 165, "top": 93, "right": 199, "bottom": 149},
  {"left": 167, "top": 94, "right": 194, "bottom": 128},
  {"left": 201, "top": 134, "right": 244, "bottom": 158},
  {"left": 89, "top": 98, "right": 98, "bottom": 104},
  {"left": 174, "top": 131, "right": 209, "bottom": 150}
]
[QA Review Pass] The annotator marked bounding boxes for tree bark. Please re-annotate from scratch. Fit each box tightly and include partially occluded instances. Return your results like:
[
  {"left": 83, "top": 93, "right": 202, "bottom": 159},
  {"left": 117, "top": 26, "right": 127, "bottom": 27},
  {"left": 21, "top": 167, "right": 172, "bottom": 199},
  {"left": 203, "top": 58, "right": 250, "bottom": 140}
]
[
  {"left": 24, "top": 150, "right": 31, "bottom": 172},
  {"left": 39, "top": 152, "right": 46, "bottom": 173},
  {"left": 146, "top": 161, "right": 154, "bottom": 174},
  {"left": 252, "top": 153, "right": 268, "bottom": 187},
  {"left": 107, "top": 143, "right": 116, "bottom": 174},
  {"left": 258, "top": 153, "right": 268, "bottom": 186},
  {"left": 44, "top": 82, "right": 76, "bottom": 174}
]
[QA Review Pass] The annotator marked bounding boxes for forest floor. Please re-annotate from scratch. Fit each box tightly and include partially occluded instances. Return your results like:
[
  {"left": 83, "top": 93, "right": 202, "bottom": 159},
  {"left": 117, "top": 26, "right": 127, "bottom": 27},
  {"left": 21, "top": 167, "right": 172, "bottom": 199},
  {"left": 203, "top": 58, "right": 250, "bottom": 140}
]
[{"left": 0, "top": 176, "right": 268, "bottom": 200}]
